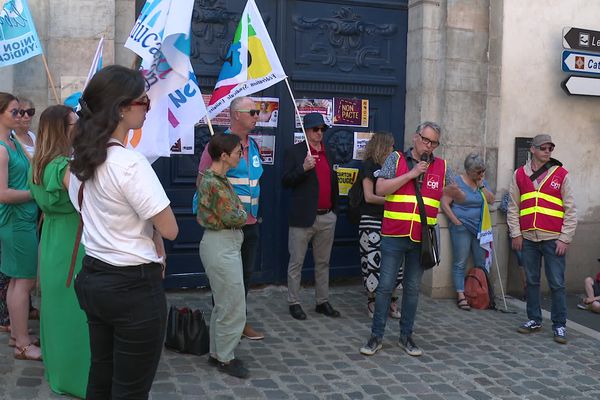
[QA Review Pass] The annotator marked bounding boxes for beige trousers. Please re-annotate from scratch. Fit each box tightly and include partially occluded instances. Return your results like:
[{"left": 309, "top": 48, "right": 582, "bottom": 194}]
[{"left": 287, "top": 211, "right": 337, "bottom": 305}]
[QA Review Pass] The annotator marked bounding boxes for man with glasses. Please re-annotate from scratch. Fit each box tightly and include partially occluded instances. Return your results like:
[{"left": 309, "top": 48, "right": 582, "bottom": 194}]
[
  {"left": 507, "top": 134, "right": 577, "bottom": 344},
  {"left": 282, "top": 112, "right": 341, "bottom": 320},
  {"left": 197, "top": 96, "right": 264, "bottom": 340},
  {"left": 360, "top": 121, "right": 462, "bottom": 357}
]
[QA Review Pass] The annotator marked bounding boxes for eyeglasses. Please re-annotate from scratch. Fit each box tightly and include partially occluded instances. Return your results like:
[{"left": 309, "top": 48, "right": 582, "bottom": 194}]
[
  {"left": 237, "top": 109, "right": 260, "bottom": 117},
  {"left": 9, "top": 108, "right": 22, "bottom": 118},
  {"left": 311, "top": 126, "right": 326, "bottom": 132},
  {"left": 19, "top": 108, "right": 35, "bottom": 117},
  {"left": 472, "top": 169, "right": 485, "bottom": 175},
  {"left": 535, "top": 145, "right": 554, "bottom": 152},
  {"left": 130, "top": 96, "right": 151, "bottom": 111},
  {"left": 418, "top": 133, "right": 440, "bottom": 148}
]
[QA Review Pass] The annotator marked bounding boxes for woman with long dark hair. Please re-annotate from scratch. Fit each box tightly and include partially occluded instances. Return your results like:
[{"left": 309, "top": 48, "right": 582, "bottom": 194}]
[
  {"left": 357, "top": 132, "right": 402, "bottom": 319},
  {"left": 0, "top": 92, "right": 40, "bottom": 361},
  {"left": 29, "top": 105, "right": 90, "bottom": 397},
  {"left": 70, "top": 65, "right": 178, "bottom": 399}
]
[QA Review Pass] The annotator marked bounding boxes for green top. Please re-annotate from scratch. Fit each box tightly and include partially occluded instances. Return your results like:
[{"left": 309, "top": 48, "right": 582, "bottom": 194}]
[
  {"left": 197, "top": 169, "right": 247, "bottom": 230},
  {"left": 28, "top": 155, "right": 90, "bottom": 398},
  {"left": 0, "top": 137, "right": 38, "bottom": 226}
]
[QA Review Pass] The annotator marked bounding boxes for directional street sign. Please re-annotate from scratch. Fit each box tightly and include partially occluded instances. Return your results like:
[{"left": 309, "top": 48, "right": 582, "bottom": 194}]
[
  {"left": 562, "top": 50, "right": 600, "bottom": 75},
  {"left": 563, "top": 27, "right": 600, "bottom": 52},
  {"left": 561, "top": 75, "right": 600, "bottom": 97}
]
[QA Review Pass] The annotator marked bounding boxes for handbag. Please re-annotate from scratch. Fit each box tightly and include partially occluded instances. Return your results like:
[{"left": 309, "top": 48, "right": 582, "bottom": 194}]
[
  {"left": 164, "top": 306, "right": 210, "bottom": 356},
  {"left": 409, "top": 159, "right": 440, "bottom": 270}
]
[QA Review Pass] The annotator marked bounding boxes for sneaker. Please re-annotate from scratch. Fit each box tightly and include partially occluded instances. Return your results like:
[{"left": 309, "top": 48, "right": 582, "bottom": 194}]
[
  {"left": 217, "top": 358, "right": 249, "bottom": 379},
  {"left": 399, "top": 335, "right": 423, "bottom": 356},
  {"left": 389, "top": 300, "right": 401, "bottom": 319},
  {"left": 359, "top": 335, "right": 382, "bottom": 356},
  {"left": 577, "top": 302, "right": 590, "bottom": 310},
  {"left": 517, "top": 320, "right": 542, "bottom": 333},
  {"left": 553, "top": 326, "right": 567, "bottom": 344}
]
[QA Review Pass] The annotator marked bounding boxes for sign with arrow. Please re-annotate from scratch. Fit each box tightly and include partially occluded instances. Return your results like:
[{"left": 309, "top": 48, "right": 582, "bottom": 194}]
[
  {"left": 562, "top": 50, "right": 600, "bottom": 75},
  {"left": 563, "top": 27, "right": 600, "bottom": 52},
  {"left": 561, "top": 75, "right": 600, "bottom": 97}
]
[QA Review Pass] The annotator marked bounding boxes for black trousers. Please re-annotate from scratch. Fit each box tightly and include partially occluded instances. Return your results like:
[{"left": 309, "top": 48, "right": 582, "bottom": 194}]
[
  {"left": 75, "top": 255, "right": 167, "bottom": 400},
  {"left": 241, "top": 223, "right": 260, "bottom": 298}
]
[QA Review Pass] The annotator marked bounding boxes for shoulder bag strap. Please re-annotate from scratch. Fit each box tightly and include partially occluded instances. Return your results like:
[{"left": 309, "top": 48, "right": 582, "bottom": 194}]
[{"left": 66, "top": 141, "right": 124, "bottom": 287}]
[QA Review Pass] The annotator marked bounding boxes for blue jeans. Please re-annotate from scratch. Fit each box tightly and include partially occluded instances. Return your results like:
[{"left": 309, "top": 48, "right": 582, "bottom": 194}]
[
  {"left": 521, "top": 239, "right": 566, "bottom": 329},
  {"left": 449, "top": 224, "right": 485, "bottom": 292},
  {"left": 371, "top": 236, "right": 424, "bottom": 338}
]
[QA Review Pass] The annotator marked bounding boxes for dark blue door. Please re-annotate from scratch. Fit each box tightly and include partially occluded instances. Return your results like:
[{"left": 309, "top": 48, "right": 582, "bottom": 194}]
[{"left": 150, "top": 0, "right": 409, "bottom": 289}]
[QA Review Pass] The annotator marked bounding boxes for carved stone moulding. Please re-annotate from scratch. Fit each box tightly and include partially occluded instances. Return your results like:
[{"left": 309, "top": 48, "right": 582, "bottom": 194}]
[{"left": 292, "top": 6, "right": 400, "bottom": 73}]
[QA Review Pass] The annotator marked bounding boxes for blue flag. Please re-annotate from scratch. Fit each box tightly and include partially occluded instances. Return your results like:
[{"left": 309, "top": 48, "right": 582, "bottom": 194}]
[{"left": 0, "top": 0, "right": 43, "bottom": 68}]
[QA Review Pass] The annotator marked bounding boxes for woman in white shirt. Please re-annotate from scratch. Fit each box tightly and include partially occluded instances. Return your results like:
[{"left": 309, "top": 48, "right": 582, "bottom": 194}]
[{"left": 70, "top": 65, "right": 178, "bottom": 400}]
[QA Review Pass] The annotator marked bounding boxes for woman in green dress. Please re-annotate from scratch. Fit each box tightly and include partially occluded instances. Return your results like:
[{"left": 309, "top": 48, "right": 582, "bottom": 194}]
[
  {"left": 0, "top": 92, "right": 40, "bottom": 361},
  {"left": 29, "top": 105, "right": 89, "bottom": 397}
]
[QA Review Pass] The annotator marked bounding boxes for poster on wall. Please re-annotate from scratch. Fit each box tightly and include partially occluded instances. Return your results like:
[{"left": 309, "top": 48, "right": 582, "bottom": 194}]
[
  {"left": 294, "top": 132, "right": 305, "bottom": 144},
  {"left": 294, "top": 98, "right": 333, "bottom": 128},
  {"left": 333, "top": 98, "right": 369, "bottom": 127},
  {"left": 336, "top": 167, "right": 359, "bottom": 196},
  {"left": 249, "top": 134, "right": 276, "bottom": 165},
  {"left": 250, "top": 97, "right": 279, "bottom": 128},
  {"left": 353, "top": 132, "right": 374, "bottom": 160},
  {"left": 201, "top": 94, "right": 230, "bottom": 126}
]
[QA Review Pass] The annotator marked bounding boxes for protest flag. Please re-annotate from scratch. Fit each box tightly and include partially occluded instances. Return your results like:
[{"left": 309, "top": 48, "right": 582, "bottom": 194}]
[
  {"left": 207, "top": 0, "right": 287, "bottom": 118},
  {"left": 0, "top": 0, "right": 42, "bottom": 68},
  {"left": 478, "top": 191, "right": 493, "bottom": 272},
  {"left": 0, "top": 0, "right": 60, "bottom": 102},
  {"left": 125, "top": 0, "right": 207, "bottom": 162}
]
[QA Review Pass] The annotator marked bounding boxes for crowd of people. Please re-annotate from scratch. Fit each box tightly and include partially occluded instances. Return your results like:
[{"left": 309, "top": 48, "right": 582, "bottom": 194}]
[{"left": 0, "top": 64, "right": 585, "bottom": 397}]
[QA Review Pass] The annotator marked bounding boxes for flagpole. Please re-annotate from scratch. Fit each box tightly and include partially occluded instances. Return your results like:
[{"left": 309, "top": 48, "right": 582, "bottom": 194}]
[
  {"left": 205, "top": 114, "right": 215, "bottom": 136},
  {"left": 284, "top": 78, "right": 311, "bottom": 154},
  {"left": 41, "top": 54, "right": 60, "bottom": 104}
]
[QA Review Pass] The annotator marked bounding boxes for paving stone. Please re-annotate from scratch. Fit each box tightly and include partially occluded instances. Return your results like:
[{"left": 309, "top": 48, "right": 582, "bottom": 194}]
[{"left": 3, "top": 286, "right": 600, "bottom": 399}]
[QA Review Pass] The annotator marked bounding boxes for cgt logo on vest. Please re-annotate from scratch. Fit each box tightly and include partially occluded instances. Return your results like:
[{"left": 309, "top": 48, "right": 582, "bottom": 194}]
[
  {"left": 550, "top": 177, "right": 562, "bottom": 190},
  {"left": 426, "top": 174, "right": 440, "bottom": 190}
]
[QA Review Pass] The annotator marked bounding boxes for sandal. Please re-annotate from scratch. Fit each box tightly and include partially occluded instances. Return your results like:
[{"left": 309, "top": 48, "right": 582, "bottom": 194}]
[
  {"left": 367, "top": 299, "right": 375, "bottom": 319},
  {"left": 9, "top": 336, "right": 40, "bottom": 348},
  {"left": 14, "top": 343, "right": 42, "bottom": 361},
  {"left": 0, "top": 325, "right": 9, "bottom": 333},
  {"left": 457, "top": 298, "right": 471, "bottom": 311}
]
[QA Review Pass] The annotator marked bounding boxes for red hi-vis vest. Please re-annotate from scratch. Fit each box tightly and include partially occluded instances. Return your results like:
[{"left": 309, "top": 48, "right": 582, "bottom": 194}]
[
  {"left": 381, "top": 152, "right": 446, "bottom": 241},
  {"left": 515, "top": 165, "right": 567, "bottom": 234}
]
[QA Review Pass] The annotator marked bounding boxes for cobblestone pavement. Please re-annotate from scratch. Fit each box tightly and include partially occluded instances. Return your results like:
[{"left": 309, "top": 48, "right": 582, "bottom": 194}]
[{"left": 1, "top": 284, "right": 600, "bottom": 399}]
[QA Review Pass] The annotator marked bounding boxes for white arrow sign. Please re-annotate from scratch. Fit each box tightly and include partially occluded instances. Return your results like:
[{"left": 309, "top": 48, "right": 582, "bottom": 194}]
[
  {"left": 562, "top": 50, "right": 600, "bottom": 75},
  {"left": 561, "top": 75, "right": 600, "bottom": 97}
]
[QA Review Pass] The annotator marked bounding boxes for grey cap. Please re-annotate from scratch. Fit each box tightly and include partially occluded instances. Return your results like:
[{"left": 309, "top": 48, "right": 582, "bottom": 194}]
[{"left": 531, "top": 134, "right": 554, "bottom": 147}]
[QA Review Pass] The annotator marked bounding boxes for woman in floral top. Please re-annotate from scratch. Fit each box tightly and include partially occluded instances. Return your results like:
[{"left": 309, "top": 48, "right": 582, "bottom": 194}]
[{"left": 197, "top": 133, "right": 249, "bottom": 379}]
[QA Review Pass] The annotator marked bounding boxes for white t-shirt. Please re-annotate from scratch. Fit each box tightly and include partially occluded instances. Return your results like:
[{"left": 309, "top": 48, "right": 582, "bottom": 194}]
[{"left": 69, "top": 140, "right": 170, "bottom": 266}]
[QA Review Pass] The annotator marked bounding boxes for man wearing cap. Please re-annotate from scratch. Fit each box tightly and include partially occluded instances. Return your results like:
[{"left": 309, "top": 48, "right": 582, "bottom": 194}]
[
  {"left": 282, "top": 112, "right": 340, "bottom": 320},
  {"left": 507, "top": 134, "right": 577, "bottom": 344}
]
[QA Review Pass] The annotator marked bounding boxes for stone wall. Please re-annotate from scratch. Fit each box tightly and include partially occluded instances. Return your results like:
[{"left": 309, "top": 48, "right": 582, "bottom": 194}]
[{"left": 3, "top": 0, "right": 136, "bottom": 122}]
